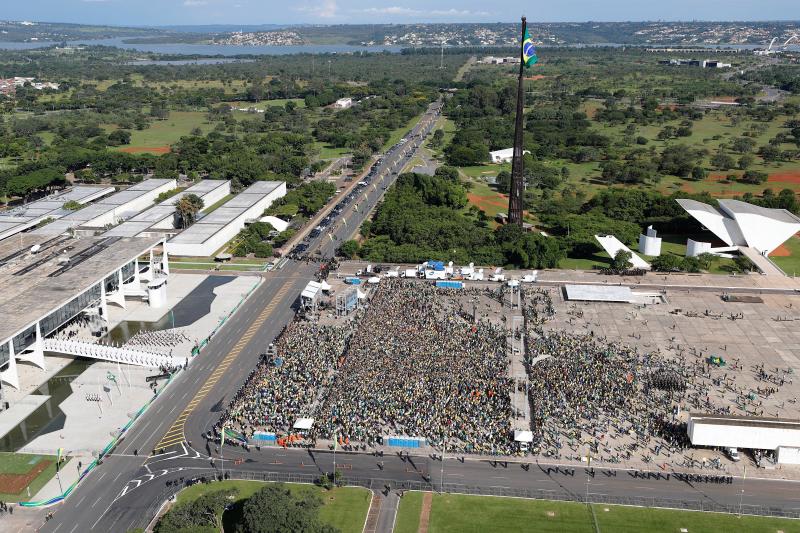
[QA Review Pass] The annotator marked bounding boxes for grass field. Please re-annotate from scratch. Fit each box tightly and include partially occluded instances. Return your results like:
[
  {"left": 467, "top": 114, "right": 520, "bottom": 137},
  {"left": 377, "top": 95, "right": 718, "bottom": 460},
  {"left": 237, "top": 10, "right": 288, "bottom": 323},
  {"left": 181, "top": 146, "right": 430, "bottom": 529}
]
[
  {"left": 173, "top": 480, "right": 371, "bottom": 533},
  {"left": 0, "top": 452, "right": 60, "bottom": 501},
  {"left": 314, "top": 141, "right": 352, "bottom": 159},
  {"left": 394, "top": 492, "right": 800, "bottom": 533},
  {"left": 107, "top": 111, "right": 213, "bottom": 153},
  {"left": 770, "top": 235, "right": 800, "bottom": 276},
  {"left": 228, "top": 98, "right": 305, "bottom": 110}
]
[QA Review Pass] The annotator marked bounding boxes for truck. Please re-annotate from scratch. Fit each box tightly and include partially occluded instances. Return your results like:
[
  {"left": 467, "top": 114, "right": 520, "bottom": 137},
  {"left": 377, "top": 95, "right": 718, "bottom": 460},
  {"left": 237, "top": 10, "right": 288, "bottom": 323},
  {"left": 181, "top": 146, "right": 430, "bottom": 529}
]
[
  {"left": 401, "top": 269, "right": 418, "bottom": 278},
  {"left": 489, "top": 268, "right": 505, "bottom": 282}
]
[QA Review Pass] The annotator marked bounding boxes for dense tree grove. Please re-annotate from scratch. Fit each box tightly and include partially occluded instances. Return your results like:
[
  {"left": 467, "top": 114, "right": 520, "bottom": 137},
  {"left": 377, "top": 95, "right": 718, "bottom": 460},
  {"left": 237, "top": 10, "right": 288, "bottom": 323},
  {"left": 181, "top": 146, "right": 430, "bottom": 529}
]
[{"left": 355, "top": 173, "right": 563, "bottom": 269}]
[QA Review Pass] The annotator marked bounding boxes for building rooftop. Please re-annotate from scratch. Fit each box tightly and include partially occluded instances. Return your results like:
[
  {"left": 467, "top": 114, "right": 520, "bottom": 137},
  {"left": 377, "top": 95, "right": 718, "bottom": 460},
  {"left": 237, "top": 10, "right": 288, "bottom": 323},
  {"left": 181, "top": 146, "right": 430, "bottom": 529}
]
[
  {"left": 167, "top": 181, "right": 283, "bottom": 246},
  {"left": 0, "top": 234, "right": 160, "bottom": 343},
  {"left": 0, "top": 186, "right": 115, "bottom": 240}
]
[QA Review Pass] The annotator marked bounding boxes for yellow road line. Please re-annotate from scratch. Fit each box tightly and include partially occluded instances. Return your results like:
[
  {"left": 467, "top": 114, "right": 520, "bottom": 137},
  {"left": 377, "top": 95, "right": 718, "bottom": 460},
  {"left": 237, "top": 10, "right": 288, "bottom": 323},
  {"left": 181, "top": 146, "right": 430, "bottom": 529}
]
[{"left": 152, "top": 277, "right": 297, "bottom": 452}]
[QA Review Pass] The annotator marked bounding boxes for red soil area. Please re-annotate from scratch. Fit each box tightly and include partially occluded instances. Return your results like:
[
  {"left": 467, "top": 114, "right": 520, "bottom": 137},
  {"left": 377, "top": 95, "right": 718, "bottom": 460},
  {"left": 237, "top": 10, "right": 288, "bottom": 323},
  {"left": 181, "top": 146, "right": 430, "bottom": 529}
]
[
  {"left": 468, "top": 192, "right": 508, "bottom": 211},
  {"left": 768, "top": 171, "right": 800, "bottom": 185},
  {"left": 118, "top": 146, "right": 171, "bottom": 154},
  {"left": 0, "top": 459, "right": 51, "bottom": 494},
  {"left": 770, "top": 243, "right": 791, "bottom": 257},
  {"left": 712, "top": 96, "right": 739, "bottom": 103},
  {"left": 524, "top": 75, "right": 548, "bottom": 80}
]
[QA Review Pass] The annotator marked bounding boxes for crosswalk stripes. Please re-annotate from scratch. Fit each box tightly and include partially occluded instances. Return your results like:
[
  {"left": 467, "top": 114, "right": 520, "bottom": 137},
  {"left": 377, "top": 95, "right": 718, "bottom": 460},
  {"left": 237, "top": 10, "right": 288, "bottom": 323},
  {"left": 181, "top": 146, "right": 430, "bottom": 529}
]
[{"left": 152, "top": 279, "right": 297, "bottom": 452}]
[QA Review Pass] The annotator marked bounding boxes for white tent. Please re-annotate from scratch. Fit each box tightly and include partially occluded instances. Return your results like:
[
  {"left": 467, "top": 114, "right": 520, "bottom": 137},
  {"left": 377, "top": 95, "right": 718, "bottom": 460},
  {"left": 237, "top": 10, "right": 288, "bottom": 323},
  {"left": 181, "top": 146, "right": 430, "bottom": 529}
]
[
  {"left": 293, "top": 417, "right": 315, "bottom": 430},
  {"left": 258, "top": 215, "right": 290, "bottom": 232},
  {"left": 514, "top": 430, "right": 533, "bottom": 443}
]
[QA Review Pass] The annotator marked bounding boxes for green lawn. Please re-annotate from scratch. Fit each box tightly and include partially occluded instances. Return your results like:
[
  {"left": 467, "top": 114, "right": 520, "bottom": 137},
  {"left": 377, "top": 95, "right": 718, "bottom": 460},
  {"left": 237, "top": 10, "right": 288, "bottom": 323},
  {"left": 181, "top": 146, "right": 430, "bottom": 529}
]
[
  {"left": 173, "top": 480, "right": 370, "bottom": 533},
  {"left": 557, "top": 233, "right": 737, "bottom": 274},
  {"left": 314, "top": 141, "right": 352, "bottom": 159},
  {"left": 0, "top": 452, "right": 61, "bottom": 501},
  {"left": 394, "top": 491, "right": 424, "bottom": 533},
  {"left": 107, "top": 111, "right": 213, "bottom": 150},
  {"left": 395, "top": 493, "right": 800, "bottom": 533},
  {"left": 770, "top": 235, "right": 800, "bottom": 277},
  {"left": 228, "top": 98, "right": 305, "bottom": 110}
]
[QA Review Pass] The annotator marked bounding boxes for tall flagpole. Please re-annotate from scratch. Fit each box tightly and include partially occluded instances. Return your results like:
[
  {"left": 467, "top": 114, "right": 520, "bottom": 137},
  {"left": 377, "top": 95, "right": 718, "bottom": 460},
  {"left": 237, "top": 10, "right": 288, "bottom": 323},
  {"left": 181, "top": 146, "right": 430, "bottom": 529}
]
[{"left": 508, "top": 16, "right": 527, "bottom": 226}]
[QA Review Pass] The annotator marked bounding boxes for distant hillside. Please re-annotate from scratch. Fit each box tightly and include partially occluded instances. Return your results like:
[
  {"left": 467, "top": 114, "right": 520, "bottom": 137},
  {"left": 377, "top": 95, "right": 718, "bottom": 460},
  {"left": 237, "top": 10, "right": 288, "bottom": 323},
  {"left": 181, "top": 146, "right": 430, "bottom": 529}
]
[{"left": 0, "top": 20, "right": 165, "bottom": 42}]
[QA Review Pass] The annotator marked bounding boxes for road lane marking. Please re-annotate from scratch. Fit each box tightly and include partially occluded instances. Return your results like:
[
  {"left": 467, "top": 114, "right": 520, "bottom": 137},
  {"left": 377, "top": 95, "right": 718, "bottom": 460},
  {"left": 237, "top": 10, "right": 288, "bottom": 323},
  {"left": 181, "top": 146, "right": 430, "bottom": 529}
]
[{"left": 152, "top": 278, "right": 297, "bottom": 451}]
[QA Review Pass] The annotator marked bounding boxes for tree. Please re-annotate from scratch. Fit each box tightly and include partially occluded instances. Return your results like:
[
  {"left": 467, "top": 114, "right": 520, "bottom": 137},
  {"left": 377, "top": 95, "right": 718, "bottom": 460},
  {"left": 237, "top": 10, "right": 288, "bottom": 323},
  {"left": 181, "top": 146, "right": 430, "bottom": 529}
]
[
  {"left": 739, "top": 170, "right": 768, "bottom": 185},
  {"left": 651, "top": 254, "right": 684, "bottom": 272},
  {"left": 495, "top": 170, "right": 511, "bottom": 194},
  {"left": 338, "top": 240, "right": 360, "bottom": 259},
  {"left": 238, "top": 484, "right": 338, "bottom": 533},
  {"left": 175, "top": 194, "right": 204, "bottom": 229},
  {"left": 690, "top": 166, "right": 707, "bottom": 181},
  {"left": 155, "top": 488, "right": 235, "bottom": 533},
  {"left": 610, "top": 249, "right": 633, "bottom": 271},
  {"left": 63, "top": 200, "right": 83, "bottom": 210},
  {"left": 711, "top": 151, "right": 735, "bottom": 171},
  {"left": 430, "top": 128, "right": 445, "bottom": 148},
  {"left": 737, "top": 153, "right": 755, "bottom": 170},
  {"left": 107, "top": 129, "right": 131, "bottom": 146}
]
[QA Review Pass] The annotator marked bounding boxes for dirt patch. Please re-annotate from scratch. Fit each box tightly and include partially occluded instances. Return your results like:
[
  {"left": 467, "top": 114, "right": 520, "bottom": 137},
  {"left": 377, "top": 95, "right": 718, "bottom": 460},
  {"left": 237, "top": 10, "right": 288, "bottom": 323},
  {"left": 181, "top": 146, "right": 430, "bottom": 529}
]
[
  {"left": 468, "top": 192, "right": 508, "bottom": 211},
  {"left": 418, "top": 491, "right": 433, "bottom": 533},
  {"left": 118, "top": 145, "right": 171, "bottom": 154},
  {"left": 770, "top": 243, "right": 792, "bottom": 257},
  {"left": 0, "top": 458, "right": 51, "bottom": 495},
  {"left": 524, "top": 75, "right": 548, "bottom": 81},
  {"left": 712, "top": 96, "right": 739, "bottom": 103},
  {"left": 768, "top": 171, "right": 800, "bottom": 185}
]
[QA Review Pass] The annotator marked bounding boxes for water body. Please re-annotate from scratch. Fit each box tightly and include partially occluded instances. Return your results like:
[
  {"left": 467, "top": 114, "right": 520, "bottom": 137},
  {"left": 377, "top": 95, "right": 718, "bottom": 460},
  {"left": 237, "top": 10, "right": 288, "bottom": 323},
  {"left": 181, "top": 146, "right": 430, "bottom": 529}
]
[
  {"left": 0, "top": 358, "right": 93, "bottom": 452},
  {"left": 0, "top": 37, "right": 403, "bottom": 56},
  {"left": 0, "top": 275, "right": 231, "bottom": 452},
  {"left": 125, "top": 58, "right": 255, "bottom": 65}
]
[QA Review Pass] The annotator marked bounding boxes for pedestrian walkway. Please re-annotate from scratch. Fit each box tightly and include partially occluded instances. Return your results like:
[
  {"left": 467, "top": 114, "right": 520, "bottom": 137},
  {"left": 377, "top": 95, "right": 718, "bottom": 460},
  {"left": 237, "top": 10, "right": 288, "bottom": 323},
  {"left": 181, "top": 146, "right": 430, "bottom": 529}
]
[
  {"left": 739, "top": 246, "right": 786, "bottom": 276},
  {"left": 363, "top": 491, "right": 382, "bottom": 533},
  {"left": 417, "top": 491, "right": 432, "bottom": 533}
]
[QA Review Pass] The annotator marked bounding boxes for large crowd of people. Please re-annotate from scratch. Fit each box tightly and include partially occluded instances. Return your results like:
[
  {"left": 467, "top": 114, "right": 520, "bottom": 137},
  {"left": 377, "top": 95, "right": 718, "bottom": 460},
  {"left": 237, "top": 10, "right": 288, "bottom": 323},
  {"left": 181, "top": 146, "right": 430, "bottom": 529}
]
[
  {"left": 216, "top": 321, "right": 347, "bottom": 440},
  {"left": 315, "top": 280, "right": 513, "bottom": 453},
  {"left": 525, "top": 331, "right": 699, "bottom": 461},
  {"left": 215, "top": 280, "right": 514, "bottom": 454}
]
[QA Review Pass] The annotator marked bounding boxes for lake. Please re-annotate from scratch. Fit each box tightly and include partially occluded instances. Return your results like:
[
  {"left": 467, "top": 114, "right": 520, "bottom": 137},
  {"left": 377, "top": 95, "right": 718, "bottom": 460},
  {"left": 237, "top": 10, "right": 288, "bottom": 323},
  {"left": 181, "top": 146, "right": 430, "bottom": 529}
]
[{"left": 0, "top": 37, "right": 404, "bottom": 56}]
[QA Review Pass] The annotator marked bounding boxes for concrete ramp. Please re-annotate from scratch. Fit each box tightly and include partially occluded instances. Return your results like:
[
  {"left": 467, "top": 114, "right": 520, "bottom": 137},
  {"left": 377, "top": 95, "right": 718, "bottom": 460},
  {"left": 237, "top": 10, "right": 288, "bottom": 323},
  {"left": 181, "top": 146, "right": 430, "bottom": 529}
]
[
  {"left": 594, "top": 235, "right": 650, "bottom": 270},
  {"left": 42, "top": 338, "right": 181, "bottom": 368},
  {"left": 740, "top": 247, "right": 786, "bottom": 277}
]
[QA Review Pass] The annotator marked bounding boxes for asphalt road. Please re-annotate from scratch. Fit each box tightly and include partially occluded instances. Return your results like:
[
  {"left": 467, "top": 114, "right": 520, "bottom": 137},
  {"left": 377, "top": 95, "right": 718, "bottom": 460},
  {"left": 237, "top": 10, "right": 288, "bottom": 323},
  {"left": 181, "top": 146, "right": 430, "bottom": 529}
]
[{"left": 36, "top": 98, "right": 800, "bottom": 533}]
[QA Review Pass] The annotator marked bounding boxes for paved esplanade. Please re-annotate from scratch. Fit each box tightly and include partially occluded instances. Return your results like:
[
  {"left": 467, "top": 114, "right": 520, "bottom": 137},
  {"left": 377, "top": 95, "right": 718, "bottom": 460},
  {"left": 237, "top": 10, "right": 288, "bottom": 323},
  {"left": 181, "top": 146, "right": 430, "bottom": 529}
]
[{"left": 37, "top": 100, "right": 800, "bottom": 533}]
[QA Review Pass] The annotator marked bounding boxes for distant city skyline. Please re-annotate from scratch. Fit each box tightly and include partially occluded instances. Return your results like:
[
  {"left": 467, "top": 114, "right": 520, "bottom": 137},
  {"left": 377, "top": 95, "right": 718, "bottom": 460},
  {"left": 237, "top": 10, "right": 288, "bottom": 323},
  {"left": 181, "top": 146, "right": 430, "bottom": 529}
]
[{"left": 3, "top": 0, "right": 799, "bottom": 27}]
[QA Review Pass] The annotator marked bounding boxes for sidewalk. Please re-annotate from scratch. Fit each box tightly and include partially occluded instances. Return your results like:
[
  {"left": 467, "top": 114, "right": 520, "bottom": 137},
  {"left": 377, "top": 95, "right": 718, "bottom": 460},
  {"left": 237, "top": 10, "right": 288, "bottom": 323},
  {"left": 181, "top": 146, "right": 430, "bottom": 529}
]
[{"left": 30, "top": 454, "right": 93, "bottom": 504}]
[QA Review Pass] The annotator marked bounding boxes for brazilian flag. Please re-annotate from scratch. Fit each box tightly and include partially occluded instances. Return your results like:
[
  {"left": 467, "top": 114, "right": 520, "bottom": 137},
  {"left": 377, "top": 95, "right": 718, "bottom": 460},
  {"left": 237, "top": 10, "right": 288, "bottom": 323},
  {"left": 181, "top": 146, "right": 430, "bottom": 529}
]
[{"left": 522, "top": 28, "right": 538, "bottom": 67}]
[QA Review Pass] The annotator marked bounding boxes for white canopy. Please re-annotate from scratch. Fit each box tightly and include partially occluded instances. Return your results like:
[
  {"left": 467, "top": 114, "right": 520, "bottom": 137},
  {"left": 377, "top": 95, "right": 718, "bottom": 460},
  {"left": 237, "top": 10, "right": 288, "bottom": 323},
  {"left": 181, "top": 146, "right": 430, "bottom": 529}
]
[
  {"left": 259, "top": 215, "right": 290, "bottom": 232},
  {"left": 357, "top": 289, "right": 367, "bottom": 299},
  {"left": 301, "top": 280, "right": 322, "bottom": 301},
  {"left": 320, "top": 280, "right": 332, "bottom": 291},
  {"left": 514, "top": 430, "right": 533, "bottom": 443},
  {"left": 293, "top": 417, "right": 315, "bottom": 430},
  {"left": 367, "top": 276, "right": 381, "bottom": 284}
]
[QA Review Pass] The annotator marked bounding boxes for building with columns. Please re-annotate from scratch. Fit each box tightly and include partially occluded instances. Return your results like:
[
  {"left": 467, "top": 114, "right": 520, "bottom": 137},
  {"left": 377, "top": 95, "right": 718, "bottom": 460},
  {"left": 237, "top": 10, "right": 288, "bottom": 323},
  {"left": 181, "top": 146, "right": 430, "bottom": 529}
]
[{"left": 0, "top": 234, "right": 168, "bottom": 395}]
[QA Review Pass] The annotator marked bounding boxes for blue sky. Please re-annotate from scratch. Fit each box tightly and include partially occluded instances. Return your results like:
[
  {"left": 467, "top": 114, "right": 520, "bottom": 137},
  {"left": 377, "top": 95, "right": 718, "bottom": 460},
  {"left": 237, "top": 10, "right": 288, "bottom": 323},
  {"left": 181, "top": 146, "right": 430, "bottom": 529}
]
[{"left": 5, "top": 0, "right": 799, "bottom": 26}]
